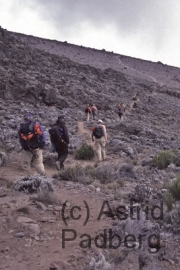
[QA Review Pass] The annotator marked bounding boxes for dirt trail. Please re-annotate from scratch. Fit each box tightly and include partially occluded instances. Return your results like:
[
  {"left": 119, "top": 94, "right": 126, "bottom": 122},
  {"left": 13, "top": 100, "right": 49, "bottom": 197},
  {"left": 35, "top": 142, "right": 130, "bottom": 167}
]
[
  {"left": 77, "top": 121, "right": 95, "bottom": 148},
  {"left": 0, "top": 121, "right": 115, "bottom": 270},
  {"left": 77, "top": 121, "right": 89, "bottom": 135}
]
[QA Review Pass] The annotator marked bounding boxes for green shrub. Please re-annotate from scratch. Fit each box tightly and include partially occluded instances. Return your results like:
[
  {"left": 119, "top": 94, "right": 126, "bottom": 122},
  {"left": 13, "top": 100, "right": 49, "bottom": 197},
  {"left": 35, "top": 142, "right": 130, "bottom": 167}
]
[
  {"left": 168, "top": 175, "right": 180, "bottom": 201},
  {"left": 57, "top": 163, "right": 124, "bottom": 186},
  {"left": 152, "top": 150, "right": 177, "bottom": 169},
  {"left": 57, "top": 164, "right": 95, "bottom": 184},
  {"left": 116, "top": 178, "right": 124, "bottom": 187},
  {"left": 89, "top": 166, "right": 124, "bottom": 185},
  {"left": 163, "top": 191, "right": 176, "bottom": 211},
  {"left": 58, "top": 164, "right": 86, "bottom": 182},
  {"left": 75, "top": 144, "right": 95, "bottom": 160},
  {"left": 90, "top": 166, "right": 114, "bottom": 184}
]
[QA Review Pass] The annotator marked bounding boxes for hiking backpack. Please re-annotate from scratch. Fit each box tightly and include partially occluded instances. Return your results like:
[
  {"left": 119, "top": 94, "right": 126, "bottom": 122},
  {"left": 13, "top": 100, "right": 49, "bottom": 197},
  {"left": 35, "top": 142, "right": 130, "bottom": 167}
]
[
  {"left": 19, "top": 122, "right": 44, "bottom": 149},
  {"left": 91, "top": 106, "right": 97, "bottom": 113},
  {"left": 85, "top": 107, "right": 91, "bottom": 113},
  {"left": 92, "top": 125, "right": 104, "bottom": 139},
  {"left": 49, "top": 126, "right": 64, "bottom": 146}
]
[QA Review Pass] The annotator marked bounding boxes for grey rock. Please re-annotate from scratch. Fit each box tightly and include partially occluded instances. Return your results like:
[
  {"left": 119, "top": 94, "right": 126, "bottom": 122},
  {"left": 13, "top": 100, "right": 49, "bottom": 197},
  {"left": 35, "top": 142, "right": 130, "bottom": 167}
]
[
  {"left": 17, "top": 217, "right": 36, "bottom": 224},
  {"left": 14, "top": 232, "right": 25, "bottom": 238}
]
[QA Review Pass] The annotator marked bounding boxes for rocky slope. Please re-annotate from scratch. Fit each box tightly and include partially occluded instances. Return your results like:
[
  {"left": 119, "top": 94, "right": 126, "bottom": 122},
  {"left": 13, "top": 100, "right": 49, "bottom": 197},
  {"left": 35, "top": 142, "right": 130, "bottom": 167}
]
[{"left": 0, "top": 26, "right": 180, "bottom": 270}]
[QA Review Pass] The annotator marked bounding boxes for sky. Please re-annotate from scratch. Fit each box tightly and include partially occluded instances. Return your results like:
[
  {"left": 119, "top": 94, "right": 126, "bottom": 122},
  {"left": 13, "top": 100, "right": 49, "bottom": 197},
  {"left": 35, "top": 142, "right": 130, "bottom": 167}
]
[{"left": 1, "top": 0, "right": 180, "bottom": 68}]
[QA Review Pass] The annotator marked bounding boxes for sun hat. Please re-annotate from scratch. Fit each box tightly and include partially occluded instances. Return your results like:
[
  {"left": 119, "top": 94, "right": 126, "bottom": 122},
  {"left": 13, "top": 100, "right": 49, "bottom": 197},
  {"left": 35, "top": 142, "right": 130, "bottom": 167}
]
[
  {"left": 24, "top": 112, "right": 33, "bottom": 120},
  {"left": 98, "top": 119, "right": 103, "bottom": 123}
]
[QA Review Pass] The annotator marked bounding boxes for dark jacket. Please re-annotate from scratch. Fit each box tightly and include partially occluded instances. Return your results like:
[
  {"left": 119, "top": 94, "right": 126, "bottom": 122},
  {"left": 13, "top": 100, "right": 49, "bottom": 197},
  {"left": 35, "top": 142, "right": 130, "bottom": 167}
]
[
  {"left": 49, "top": 121, "right": 69, "bottom": 146},
  {"left": 59, "top": 122, "right": 69, "bottom": 145},
  {"left": 18, "top": 120, "right": 46, "bottom": 150}
]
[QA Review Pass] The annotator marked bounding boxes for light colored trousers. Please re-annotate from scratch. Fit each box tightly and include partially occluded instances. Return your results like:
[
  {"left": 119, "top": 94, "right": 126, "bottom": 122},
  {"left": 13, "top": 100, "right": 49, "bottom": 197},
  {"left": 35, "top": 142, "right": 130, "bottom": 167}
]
[
  {"left": 21, "top": 149, "right": 46, "bottom": 177},
  {"left": 94, "top": 137, "right": 106, "bottom": 162},
  {"left": 86, "top": 112, "right": 90, "bottom": 122}
]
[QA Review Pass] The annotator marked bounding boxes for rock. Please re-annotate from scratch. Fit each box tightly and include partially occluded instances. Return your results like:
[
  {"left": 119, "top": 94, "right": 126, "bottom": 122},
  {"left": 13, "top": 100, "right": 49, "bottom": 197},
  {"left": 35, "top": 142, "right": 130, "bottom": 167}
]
[
  {"left": 0, "top": 188, "right": 7, "bottom": 197},
  {"left": 17, "top": 217, "right": 36, "bottom": 224},
  {"left": 53, "top": 206, "right": 62, "bottom": 211},
  {"left": 23, "top": 223, "right": 40, "bottom": 237},
  {"left": 65, "top": 201, "right": 71, "bottom": 207},
  {"left": 38, "top": 217, "right": 56, "bottom": 223},
  {"left": 16, "top": 216, "right": 40, "bottom": 237},
  {"left": 88, "top": 185, "right": 96, "bottom": 190},
  {"left": 36, "top": 201, "right": 47, "bottom": 211},
  {"left": 141, "top": 157, "right": 152, "bottom": 166},
  {"left": 0, "top": 152, "right": 8, "bottom": 166},
  {"left": 49, "top": 260, "right": 71, "bottom": 270},
  {"left": 14, "top": 232, "right": 25, "bottom": 238}
]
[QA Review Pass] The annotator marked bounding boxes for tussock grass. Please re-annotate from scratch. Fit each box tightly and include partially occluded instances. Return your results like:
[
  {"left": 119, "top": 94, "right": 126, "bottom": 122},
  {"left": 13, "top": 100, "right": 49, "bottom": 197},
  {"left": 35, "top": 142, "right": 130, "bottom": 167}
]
[
  {"left": 152, "top": 150, "right": 180, "bottom": 169},
  {"left": 57, "top": 164, "right": 125, "bottom": 187},
  {"left": 36, "top": 190, "right": 58, "bottom": 205},
  {"left": 163, "top": 175, "right": 180, "bottom": 211},
  {"left": 168, "top": 175, "right": 180, "bottom": 201},
  {"left": 75, "top": 143, "right": 95, "bottom": 160},
  {"left": 163, "top": 191, "right": 176, "bottom": 211}
]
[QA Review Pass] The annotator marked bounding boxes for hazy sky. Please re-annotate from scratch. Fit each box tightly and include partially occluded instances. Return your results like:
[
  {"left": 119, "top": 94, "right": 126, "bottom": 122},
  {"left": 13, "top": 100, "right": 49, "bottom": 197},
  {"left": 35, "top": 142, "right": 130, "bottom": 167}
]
[{"left": 1, "top": 0, "right": 180, "bottom": 68}]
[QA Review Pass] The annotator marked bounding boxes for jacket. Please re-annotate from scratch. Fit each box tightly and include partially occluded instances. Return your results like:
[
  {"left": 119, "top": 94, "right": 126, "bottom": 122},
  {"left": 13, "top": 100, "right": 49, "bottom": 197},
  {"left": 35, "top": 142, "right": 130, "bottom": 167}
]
[{"left": 18, "top": 120, "right": 46, "bottom": 150}]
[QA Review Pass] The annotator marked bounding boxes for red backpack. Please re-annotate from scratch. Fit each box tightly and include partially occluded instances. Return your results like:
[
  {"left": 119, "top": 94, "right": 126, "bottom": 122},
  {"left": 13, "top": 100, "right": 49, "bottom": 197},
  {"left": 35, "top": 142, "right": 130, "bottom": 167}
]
[{"left": 85, "top": 106, "right": 91, "bottom": 113}]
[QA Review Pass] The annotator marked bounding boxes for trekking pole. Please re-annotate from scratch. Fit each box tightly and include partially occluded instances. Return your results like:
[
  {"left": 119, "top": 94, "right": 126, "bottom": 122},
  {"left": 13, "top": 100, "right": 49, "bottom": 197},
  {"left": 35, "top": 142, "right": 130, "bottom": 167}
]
[{"left": 26, "top": 140, "right": 39, "bottom": 159}]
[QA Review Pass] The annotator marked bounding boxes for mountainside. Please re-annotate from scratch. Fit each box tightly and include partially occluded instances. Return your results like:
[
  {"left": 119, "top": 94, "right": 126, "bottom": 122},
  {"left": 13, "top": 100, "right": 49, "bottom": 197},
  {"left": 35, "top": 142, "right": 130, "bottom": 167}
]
[{"left": 0, "top": 26, "right": 180, "bottom": 270}]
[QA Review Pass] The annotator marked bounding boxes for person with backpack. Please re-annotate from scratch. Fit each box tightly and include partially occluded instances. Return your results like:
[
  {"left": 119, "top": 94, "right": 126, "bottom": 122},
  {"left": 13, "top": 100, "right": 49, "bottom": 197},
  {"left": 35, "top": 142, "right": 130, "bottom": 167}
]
[
  {"left": 18, "top": 113, "right": 46, "bottom": 177},
  {"left": 92, "top": 120, "right": 108, "bottom": 162},
  {"left": 117, "top": 103, "right": 124, "bottom": 121},
  {"left": 91, "top": 104, "right": 98, "bottom": 120},
  {"left": 49, "top": 115, "right": 70, "bottom": 171},
  {"left": 85, "top": 104, "right": 91, "bottom": 122}
]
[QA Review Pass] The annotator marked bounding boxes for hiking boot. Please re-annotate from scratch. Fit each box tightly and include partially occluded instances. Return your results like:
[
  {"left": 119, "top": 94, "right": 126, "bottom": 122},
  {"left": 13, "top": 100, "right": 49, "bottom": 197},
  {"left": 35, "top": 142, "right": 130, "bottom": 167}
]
[
  {"left": 41, "top": 171, "right": 47, "bottom": 177},
  {"left": 60, "top": 163, "right": 65, "bottom": 170},
  {"left": 55, "top": 161, "right": 61, "bottom": 171}
]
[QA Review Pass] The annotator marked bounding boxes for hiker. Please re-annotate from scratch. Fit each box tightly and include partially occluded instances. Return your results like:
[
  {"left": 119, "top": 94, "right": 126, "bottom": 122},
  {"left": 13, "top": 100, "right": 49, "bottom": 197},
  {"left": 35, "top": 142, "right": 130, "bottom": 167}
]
[
  {"left": 91, "top": 104, "right": 98, "bottom": 120},
  {"left": 49, "top": 115, "right": 70, "bottom": 171},
  {"left": 85, "top": 104, "right": 91, "bottom": 122},
  {"left": 92, "top": 120, "right": 108, "bottom": 162},
  {"left": 117, "top": 103, "right": 124, "bottom": 121},
  {"left": 18, "top": 113, "right": 46, "bottom": 177},
  {"left": 122, "top": 103, "right": 126, "bottom": 113}
]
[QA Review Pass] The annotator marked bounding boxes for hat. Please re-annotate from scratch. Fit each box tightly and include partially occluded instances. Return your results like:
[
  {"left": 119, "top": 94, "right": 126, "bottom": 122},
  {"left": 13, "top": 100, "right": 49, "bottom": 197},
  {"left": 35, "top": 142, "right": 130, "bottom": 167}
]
[
  {"left": 98, "top": 119, "right": 103, "bottom": 123},
  {"left": 24, "top": 113, "right": 33, "bottom": 120},
  {"left": 58, "top": 115, "right": 65, "bottom": 120}
]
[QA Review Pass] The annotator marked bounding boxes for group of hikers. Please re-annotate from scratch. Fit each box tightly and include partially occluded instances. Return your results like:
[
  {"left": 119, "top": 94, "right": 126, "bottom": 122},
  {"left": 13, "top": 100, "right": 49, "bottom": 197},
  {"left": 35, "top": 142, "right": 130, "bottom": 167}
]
[
  {"left": 84, "top": 104, "right": 98, "bottom": 121},
  {"left": 18, "top": 113, "right": 69, "bottom": 177},
  {"left": 18, "top": 102, "right": 126, "bottom": 177},
  {"left": 85, "top": 103, "right": 126, "bottom": 122}
]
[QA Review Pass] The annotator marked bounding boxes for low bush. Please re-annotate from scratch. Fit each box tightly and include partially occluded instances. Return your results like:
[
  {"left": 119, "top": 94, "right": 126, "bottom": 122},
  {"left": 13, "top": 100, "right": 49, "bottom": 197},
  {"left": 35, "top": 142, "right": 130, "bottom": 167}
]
[
  {"left": 58, "top": 164, "right": 86, "bottom": 182},
  {"left": 163, "top": 191, "right": 176, "bottom": 211},
  {"left": 57, "top": 164, "right": 124, "bottom": 186},
  {"left": 152, "top": 150, "right": 178, "bottom": 169},
  {"left": 75, "top": 143, "right": 95, "bottom": 160},
  {"left": 167, "top": 175, "right": 180, "bottom": 201},
  {"left": 90, "top": 165, "right": 121, "bottom": 184},
  {"left": 36, "top": 190, "right": 58, "bottom": 205},
  {"left": 58, "top": 164, "right": 94, "bottom": 184}
]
